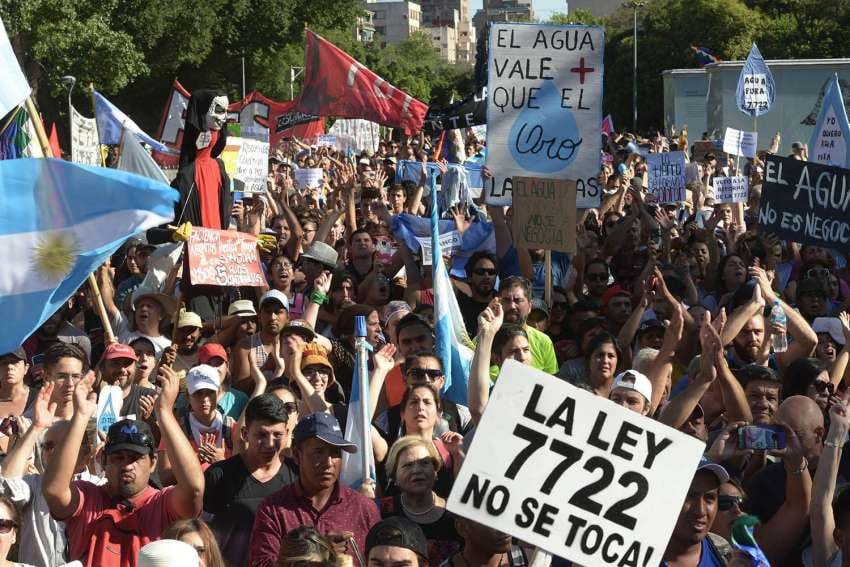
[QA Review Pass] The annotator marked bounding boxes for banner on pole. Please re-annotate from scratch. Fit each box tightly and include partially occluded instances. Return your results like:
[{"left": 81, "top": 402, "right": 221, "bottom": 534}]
[
  {"left": 511, "top": 177, "right": 577, "bottom": 253},
  {"left": 70, "top": 106, "right": 100, "bottom": 167},
  {"left": 808, "top": 75, "right": 850, "bottom": 168},
  {"left": 447, "top": 360, "right": 705, "bottom": 567},
  {"left": 722, "top": 128, "right": 757, "bottom": 158},
  {"left": 484, "top": 24, "right": 604, "bottom": 209},
  {"left": 736, "top": 43, "right": 775, "bottom": 117},
  {"left": 423, "top": 87, "right": 487, "bottom": 134},
  {"left": 647, "top": 151, "right": 686, "bottom": 203}
]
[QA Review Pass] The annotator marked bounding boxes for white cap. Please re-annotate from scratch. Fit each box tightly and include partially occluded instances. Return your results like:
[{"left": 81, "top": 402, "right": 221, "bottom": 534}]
[
  {"left": 187, "top": 364, "right": 221, "bottom": 394},
  {"left": 138, "top": 539, "right": 199, "bottom": 567},
  {"left": 260, "top": 289, "right": 290, "bottom": 311},
  {"left": 812, "top": 317, "right": 846, "bottom": 346},
  {"left": 611, "top": 371, "right": 653, "bottom": 404}
]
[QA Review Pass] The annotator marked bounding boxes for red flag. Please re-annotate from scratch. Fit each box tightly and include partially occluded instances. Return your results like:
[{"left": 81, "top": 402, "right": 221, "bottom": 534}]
[
  {"left": 48, "top": 122, "right": 61, "bottom": 158},
  {"left": 296, "top": 30, "right": 427, "bottom": 133}
]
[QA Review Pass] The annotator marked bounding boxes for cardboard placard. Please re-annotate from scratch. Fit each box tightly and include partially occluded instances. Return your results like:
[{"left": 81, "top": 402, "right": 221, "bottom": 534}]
[
  {"left": 294, "top": 168, "right": 324, "bottom": 190},
  {"left": 511, "top": 176, "right": 577, "bottom": 253},
  {"left": 235, "top": 138, "right": 270, "bottom": 194},
  {"left": 96, "top": 385, "right": 123, "bottom": 434},
  {"left": 713, "top": 175, "right": 749, "bottom": 204},
  {"left": 188, "top": 227, "right": 265, "bottom": 287},
  {"left": 71, "top": 106, "right": 100, "bottom": 167},
  {"left": 315, "top": 134, "right": 337, "bottom": 147},
  {"left": 415, "top": 231, "right": 462, "bottom": 265},
  {"left": 447, "top": 360, "right": 705, "bottom": 567},
  {"left": 647, "top": 151, "right": 686, "bottom": 203},
  {"left": 484, "top": 24, "right": 603, "bottom": 209},
  {"left": 722, "top": 127, "right": 758, "bottom": 159},
  {"left": 759, "top": 155, "right": 850, "bottom": 248}
]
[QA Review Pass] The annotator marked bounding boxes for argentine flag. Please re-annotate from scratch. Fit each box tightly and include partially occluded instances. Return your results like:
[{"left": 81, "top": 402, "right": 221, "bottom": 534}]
[
  {"left": 0, "top": 158, "right": 178, "bottom": 354},
  {"left": 93, "top": 91, "right": 176, "bottom": 154},
  {"left": 430, "top": 178, "right": 473, "bottom": 404},
  {"left": 340, "top": 316, "right": 376, "bottom": 489}
]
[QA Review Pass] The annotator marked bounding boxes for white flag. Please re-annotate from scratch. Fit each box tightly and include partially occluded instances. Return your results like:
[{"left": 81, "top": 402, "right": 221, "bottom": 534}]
[
  {"left": 0, "top": 16, "right": 30, "bottom": 117},
  {"left": 117, "top": 129, "right": 170, "bottom": 184},
  {"left": 71, "top": 106, "right": 100, "bottom": 166}
]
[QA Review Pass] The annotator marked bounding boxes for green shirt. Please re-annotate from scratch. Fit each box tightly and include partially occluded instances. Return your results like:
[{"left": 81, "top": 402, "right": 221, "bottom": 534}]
[{"left": 490, "top": 324, "right": 559, "bottom": 379}]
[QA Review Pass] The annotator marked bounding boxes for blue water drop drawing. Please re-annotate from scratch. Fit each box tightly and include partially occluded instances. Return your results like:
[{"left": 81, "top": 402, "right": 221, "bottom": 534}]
[
  {"left": 508, "top": 80, "right": 582, "bottom": 174},
  {"left": 98, "top": 394, "right": 117, "bottom": 433}
]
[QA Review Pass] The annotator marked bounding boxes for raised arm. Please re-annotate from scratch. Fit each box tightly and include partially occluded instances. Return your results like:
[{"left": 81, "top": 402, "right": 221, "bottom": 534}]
[
  {"left": 289, "top": 344, "right": 331, "bottom": 414},
  {"left": 96, "top": 264, "right": 119, "bottom": 319},
  {"left": 156, "top": 365, "right": 204, "bottom": 518},
  {"left": 811, "top": 399, "right": 849, "bottom": 567},
  {"left": 1, "top": 384, "right": 56, "bottom": 477},
  {"left": 300, "top": 271, "right": 333, "bottom": 351},
  {"left": 469, "top": 299, "right": 503, "bottom": 424}
]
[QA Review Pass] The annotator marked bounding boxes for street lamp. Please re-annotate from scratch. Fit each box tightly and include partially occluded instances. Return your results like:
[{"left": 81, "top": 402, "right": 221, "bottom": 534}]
[
  {"left": 623, "top": 1, "right": 644, "bottom": 133},
  {"left": 61, "top": 75, "right": 76, "bottom": 111}
]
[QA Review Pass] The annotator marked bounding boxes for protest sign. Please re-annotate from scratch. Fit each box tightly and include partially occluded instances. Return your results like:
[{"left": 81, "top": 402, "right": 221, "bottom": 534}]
[
  {"left": 220, "top": 138, "right": 241, "bottom": 179},
  {"left": 328, "top": 119, "right": 381, "bottom": 155},
  {"left": 713, "top": 175, "right": 748, "bottom": 204},
  {"left": 447, "top": 360, "right": 705, "bottom": 566},
  {"left": 759, "top": 155, "right": 850, "bottom": 248},
  {"left": 685, "top": 163, "right": 700, "bottom": 185},
  {"left": 736, "top": 43, "right": 774, "bottom": 117},
  {"left": 722, "top": 128, "right": 758, "bottom": 158},
  {"left": 809, "top": 75, "right": 850, "bottom": 168},
  {"left": 647, "top": 151, "right": 686, "bottom": 203},
  {"left": 294, "top": 168, "right": 324, "bottom": 190},
  {"left": 423, "top": 87, "right": 487, "bottom": 134},
  {"left": 484, "top": 24, "right": 603, "bottom": 209},
  {"left": 511, "top": 177, "right": 577, "bottom": 253},
  {"left": 70, "top": 106, "right": 100, "bottom": 167},
  {"left": 188, "top": 227, "right": 265, "bottom": 287},
  {"left": 96, "top": 385, "right": 123, "bottom": 434},
  {"left": 416, "top": 231, "right": 462, "bottom": 265},
  {"left": 315, "top": 134, "right": 337, "bottom": 147},
  {"left": 235, "top": 138, "right": 269, "bottom": 193}
]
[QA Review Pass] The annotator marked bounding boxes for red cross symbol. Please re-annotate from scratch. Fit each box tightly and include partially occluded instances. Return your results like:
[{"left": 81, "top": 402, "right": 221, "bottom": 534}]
[{"left": 570, "top": 58, "right": 595, "bottom": 84}]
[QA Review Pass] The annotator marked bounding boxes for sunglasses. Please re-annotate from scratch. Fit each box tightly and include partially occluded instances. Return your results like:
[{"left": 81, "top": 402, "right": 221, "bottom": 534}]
[
  {"left": 406, "top": 368, "right": 443, "bottom": 382},
  {"left": 717, "top": 495, "right": 744, "bottom": 512},
  {"left": 813, "top": 381, "right": 835, "bottom": 395},
  {"left": 0, "top": 520, "right": 16, "bottom": 534},
  {"left": 472, "top": 268, "right": 497, "bottom": 276}
]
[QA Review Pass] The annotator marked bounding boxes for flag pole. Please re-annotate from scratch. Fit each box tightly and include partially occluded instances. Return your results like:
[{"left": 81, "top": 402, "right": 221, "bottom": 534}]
[{"left": 26, "top": 94, "right": 117, "bottom": 345}]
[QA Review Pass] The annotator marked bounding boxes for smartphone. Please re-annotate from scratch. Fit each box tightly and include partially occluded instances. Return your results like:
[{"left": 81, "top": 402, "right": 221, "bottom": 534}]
[{"left": 737, "top": 425, "right": 786, "bottom": 451}]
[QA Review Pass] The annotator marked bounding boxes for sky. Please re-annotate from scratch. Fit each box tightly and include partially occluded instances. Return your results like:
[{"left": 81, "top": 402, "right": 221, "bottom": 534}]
[{"left": 467, "top": 0, "right": 568, "bottom": 21}]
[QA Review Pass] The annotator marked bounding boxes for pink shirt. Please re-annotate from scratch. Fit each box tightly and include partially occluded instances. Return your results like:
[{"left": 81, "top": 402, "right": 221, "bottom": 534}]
[{"left": 64, "top": 482, "right": 182, "bottom": 567}]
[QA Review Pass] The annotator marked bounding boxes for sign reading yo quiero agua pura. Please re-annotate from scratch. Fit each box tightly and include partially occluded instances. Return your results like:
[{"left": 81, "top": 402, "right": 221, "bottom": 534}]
[{"left": 484, "top": 24, "right": 603, "bottom": 209}]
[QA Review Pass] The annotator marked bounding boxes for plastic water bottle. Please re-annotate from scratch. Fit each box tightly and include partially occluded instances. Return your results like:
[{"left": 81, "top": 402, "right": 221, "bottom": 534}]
[{"left": 770, "top": 301, "right": 788, "bottom": 353}]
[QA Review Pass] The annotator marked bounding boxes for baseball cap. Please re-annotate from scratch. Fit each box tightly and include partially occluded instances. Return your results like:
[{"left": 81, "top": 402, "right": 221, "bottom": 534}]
[
  {"left": 102, "top": 343, "right": 138, "bottom": 362},
  {"left": 696, "top": 455, "right": 729, "bottom": 484},
  {"left": 260, "top": 289, "right": 290, "bottom": 310},
  {"left": 602, "top": 286, "right": 630, "bottom": 308},
  {"left": 637, "top": 319, "right": 666, "bottom": 336},
  {"left": 177, "top": 310, "right": 203, "bottom": 329},
  {"left": 812, "top": 317, "right": 846, "bottom": 346},
  {"left": 227, "top": 299, "right": 257, "bottom": 317},
  {"left": 531, "top": 298, "right": 550, "bottom": 315},
  {"left": 197, "top": 343, "right": 228, "bottom": 364},
  {"left": 105, "top": 419, "right": 156, "bottom": 455},
  {"left": 366, "top": 517, "right": 429, "bottom": 560},
  {"left": 791, "top": 141, "right": 804, "bottom": 150},
  {"left": 186, "top": 364, "right": 221, "bottom": 394},
  {"left": 0, "top": 347, "right": 27, "bottom": 362},
  {"left": 292, "top": 412, "right": 357, "bottom": 452},
  {"left": 610, "top": 371, "right": 653, "bottom": 403},
  {"left": 281, "top": 319, "right": 316, "bottom": 342}
]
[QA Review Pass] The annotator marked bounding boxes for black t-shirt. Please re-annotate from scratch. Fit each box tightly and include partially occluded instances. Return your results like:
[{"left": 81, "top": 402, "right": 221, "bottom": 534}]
[
  {"left": 204, "top": 454, "right": 298, "bottom": 566},
  {"left": 456, "top": 291, "right": 490, "bottom": 337},
  {"left": 121, "top": 384, "right": 157, "bottom": 418},
  {"left": 379, "top": 495, "right": 462, "bottom": 566}
]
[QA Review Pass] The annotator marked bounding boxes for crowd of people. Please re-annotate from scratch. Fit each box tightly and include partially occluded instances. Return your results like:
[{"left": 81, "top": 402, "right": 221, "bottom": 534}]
[{"left": 1, "top": 126, "right": 849, "bottom": 567}]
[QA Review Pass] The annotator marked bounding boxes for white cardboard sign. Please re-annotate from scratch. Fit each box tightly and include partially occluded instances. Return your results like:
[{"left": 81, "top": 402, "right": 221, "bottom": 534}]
[
  {"left": 234, "top": 138, "right": 270, "bottom": 194},
  {"left": 484, "top": 24, "right": 604, "bottom": 209},
  {"left": 416, "top": 231, "right": 462, "bottom": 265},
  {"left": 713, "top": 175, "right": 749, "bottom": 204},
  {"left": 722, "top": 127, "right": 758, "bottom": 158},
  {"left": 447, "top": 360, "right": 704, "bottom": 567},
  {"left": 294, "top": 167, "right": 324, "bottom": 190},
  {"left": 96, "top": 385, "right": 124, "bottom": 434}
]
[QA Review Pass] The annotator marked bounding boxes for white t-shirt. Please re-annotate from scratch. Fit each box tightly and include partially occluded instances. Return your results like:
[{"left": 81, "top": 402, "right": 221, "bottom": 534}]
[{"left": 112, "top": 312, "right": 171, "bottom": 355}]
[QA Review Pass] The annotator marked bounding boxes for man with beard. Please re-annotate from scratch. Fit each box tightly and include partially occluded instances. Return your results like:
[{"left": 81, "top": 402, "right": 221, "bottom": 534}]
[
  {"left": 721, "top": 265, "right": 817, "bottom": 373},
  {"left": 203, "top": 394, "right": 298, "bottom": 566},
  {"left": 497, "top": 277, "right": 557, "bottom": 375},
  {"left": 171, "top": 310, "right": 204, "bottom": 379},
  {"left": 249, "top": 412, "right": 380, "bottom": 567},
  {"left": 232, "top": 291, "right": 290, "bottom": 392},
  {"left": 661, "top": 457, "right": 732, "bottom": 566},
  {"left": 455, "top": 251, "right": 498, "bottom": 337},
  {"left": 43, "top": 356, "right": 204, "bottom": 567},
  {"left": 97, "top": 343, "right": 157, "bottom": 421}
]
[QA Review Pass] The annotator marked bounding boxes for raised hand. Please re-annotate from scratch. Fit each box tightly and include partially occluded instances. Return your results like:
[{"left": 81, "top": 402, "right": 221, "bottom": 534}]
[
  {"left": 313, "top": 270, "right": 332, "bottom": 296},
  {"left": 32, "top": 382, "right": 58, "bottom": 429},
  {"left": 373, "top": 343, "right": 397, "bottom": 374},
  {"left": 73, "top": 372, "right": 97, "bottom": 420},
  {"left": 155, "top": 365, "right": 180, "bottom": 415},
  {"left": 477, "top": 298, "right": 504, "bottom": 338},
  {"left": 138, "top": 394, "right": 156, "bottom": 421}
]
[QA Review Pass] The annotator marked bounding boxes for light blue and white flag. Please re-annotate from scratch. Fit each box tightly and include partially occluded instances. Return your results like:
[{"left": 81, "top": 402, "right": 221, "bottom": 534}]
[
  {"left": 736, "top": 43, "right": 775, "bottom": 117},
  {"left": 0, "top": 158, "right": 178, "bottom": 353},
  {"left": 431, "top": 179, "right": 473, "bottom": 404},
  {"left": 117, "top": 128, "right": 170, "bottom": 184},
  {"left": 0, "top": 16, "right": 30, "bottom": 118},
  {"left": 340, "top": 316, "right": 376, "bottom": 490},
  {"left": 93, "top": 91, "right": 176, "bottom": 154},
  {"left": 809, "top": 74, "right": 850, "bottom": 168}
]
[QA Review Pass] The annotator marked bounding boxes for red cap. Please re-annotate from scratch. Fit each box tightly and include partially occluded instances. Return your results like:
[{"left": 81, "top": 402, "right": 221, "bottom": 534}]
[
  {"left": 103, "top": 343, "right": 138, "bottom": 362},
  {"left": 601, "top": 286, "right": 630, "bottom": 308},
  {"left": 198, "top": 343, "right": 228, "bottom": 364}
]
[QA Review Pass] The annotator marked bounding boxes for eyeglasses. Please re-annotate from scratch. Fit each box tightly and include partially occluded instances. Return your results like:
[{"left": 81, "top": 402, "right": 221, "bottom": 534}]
[
  {"left": 717, "top": 495, "right": 744, "bottom": 512},
  {"left": 50, "top": 372, "right": 84, "bottom": 383},
  {"left": 271, "top": 262, "right": 293, "bottom": 271},
  {"left": 813, "top": 381, "right": 835, "bottom": 395},
  {"left": 585, "top": 272, "right": 608, "bottom": 282},
  {"left": 405, "top": 368, "right": 443, "bottom": 382},
  {"left": 472, "top": 268, "right": 497, "bottom": 277},
  {"left": 0, "top": 520, "right": 17, "bottom": 534},
  {"left": 302, "top": 367, "right": 331, "bottom": 377}
]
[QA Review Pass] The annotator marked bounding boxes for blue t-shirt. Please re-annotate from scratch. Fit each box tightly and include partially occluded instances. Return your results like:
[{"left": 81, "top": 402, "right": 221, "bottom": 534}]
[
  {"left": 660, "top": 538, "right": 725, "bottom": 567},
  {"left": 499, "top": 248, "right": 571, "bottom": 299}
]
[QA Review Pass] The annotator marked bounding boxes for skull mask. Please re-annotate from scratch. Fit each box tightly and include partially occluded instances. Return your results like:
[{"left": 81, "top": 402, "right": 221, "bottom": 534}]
[{"left": 205, "top": 95, "right": 229, "bottom": 131}]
